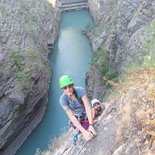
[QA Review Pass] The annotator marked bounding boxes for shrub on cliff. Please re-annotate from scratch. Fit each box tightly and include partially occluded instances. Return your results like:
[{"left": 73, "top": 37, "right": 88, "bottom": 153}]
[{"left": 91, "top": 46, "right": 118, "bottom": 86}]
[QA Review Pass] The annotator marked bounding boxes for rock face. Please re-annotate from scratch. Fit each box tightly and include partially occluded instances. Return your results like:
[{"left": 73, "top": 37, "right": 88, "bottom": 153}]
[
  {"left": 65, "top": 87, "right": 155, "bottom": 155},
  {"left": 0, "top": 0, "right": 60, "bottom": 154},
  {"left": 87, "top": 0, "right": 155, "bottom": 99},
  {"left": 85, "top": 66, "right": 106, "bottom": 101}
]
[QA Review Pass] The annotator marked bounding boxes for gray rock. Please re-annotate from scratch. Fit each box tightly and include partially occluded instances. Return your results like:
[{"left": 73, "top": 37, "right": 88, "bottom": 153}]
[
  {"left": 88, "top": 0, "right": 155, "bottom": 73},
  {"left": 53, "top": 88, "right": 155, "bottom": 155},
  {"left": 0, "top": 0, "right": 61, "bottom": 154}
]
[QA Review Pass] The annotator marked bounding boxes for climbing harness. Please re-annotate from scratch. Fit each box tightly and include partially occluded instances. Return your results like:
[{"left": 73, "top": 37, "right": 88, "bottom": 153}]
[
  {"left": 71, "top": 118, "right": 89, "bottom": 145},
  {"left": 66, "top": 118, "right": 89, "bottom": 155},
  {"left": 64, "top": 87, "right": 91, "bottom": 154},
  {"left": 65, "top": 101, "right": 109, "bottom": 155},
  {"left": 66, "top": 112, "right": 106, "bottom": 155},
  {"left": 68, "top": 89, "right": 89, "bottom": 143}
]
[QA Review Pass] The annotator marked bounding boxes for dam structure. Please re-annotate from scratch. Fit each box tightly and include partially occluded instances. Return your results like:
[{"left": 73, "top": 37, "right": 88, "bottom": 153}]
[{"left": 59, "top": 0, "right": 88, "bottom": 12}]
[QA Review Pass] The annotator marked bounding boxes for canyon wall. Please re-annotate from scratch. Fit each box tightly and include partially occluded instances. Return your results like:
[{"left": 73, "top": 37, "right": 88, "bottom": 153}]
[
  {"left": 87, "top": 0, "right": 155, "bottom": 101},
  {"left": 0, "top": 0, "right": 60, "bottom": 154}
]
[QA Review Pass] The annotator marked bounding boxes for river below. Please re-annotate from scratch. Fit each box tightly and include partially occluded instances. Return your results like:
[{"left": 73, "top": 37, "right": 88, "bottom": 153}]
[{"left": 16, "top": 9, "right": 94, "bottom": 155}]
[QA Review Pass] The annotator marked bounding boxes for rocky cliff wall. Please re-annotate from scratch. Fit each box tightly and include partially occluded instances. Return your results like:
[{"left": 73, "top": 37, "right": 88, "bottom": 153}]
[
  {"left": 87, "top": 0, "right": 155, "bottom": 100},
  {"left": 0, "top": 0, "right": 60, "bottom": 155},
  {"left": 53, "top": 84, "right": 155, "bottom": 155}
]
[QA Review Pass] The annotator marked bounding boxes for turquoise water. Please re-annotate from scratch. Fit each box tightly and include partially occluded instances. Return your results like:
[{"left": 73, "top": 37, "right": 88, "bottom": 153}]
[{"left": 16, "top": 9, "right": 94, "bottom": 155}]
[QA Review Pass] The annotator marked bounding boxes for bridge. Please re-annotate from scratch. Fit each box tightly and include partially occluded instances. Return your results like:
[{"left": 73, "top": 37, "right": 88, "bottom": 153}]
[{"left": 59, "top": 0, "right": 88, "bottom": 12}]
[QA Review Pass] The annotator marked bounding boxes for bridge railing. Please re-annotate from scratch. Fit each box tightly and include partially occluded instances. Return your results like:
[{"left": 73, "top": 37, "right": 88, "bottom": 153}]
[{"left": 59, "top": 0, "right": 88, "bottom": 12}]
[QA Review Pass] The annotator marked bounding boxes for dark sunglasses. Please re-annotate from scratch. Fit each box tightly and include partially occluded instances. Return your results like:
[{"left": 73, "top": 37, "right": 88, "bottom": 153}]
[
  {"left": 93, "top": 103, "right": 101, "bottom": 107},
  {"left": 63, "top": 84, "right": 73, "bottom": 90}
]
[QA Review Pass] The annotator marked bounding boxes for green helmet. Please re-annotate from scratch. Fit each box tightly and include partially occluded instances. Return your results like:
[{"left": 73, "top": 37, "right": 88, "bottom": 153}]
[{"left": 59, "top": 75, "right": 74, "bottom": 89}]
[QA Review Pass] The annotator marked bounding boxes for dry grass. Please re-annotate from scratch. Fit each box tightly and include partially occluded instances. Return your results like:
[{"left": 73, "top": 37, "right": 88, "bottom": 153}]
[
  {"left": 103, "top": 66, "right": 155, "bottom": 154},
  {"left": 104, "top": 66, "right": 155, "bottom": 100}
]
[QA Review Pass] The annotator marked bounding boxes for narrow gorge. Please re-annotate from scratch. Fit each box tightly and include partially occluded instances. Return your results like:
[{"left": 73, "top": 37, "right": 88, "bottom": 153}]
[{"left": 0, "top": 0, "right": 155, "bottom": 155}]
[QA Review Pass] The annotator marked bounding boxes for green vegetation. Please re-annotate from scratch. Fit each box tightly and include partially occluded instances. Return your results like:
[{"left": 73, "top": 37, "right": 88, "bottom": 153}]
[
  {"left": 123, "top": 20, "right": 155, "bottom": 80},
  {"left": 92, "top": 46, "right": 118, "bottom": 86},
  {"left": 26, "top": 49, "right": 38, "bottom": 62},
  {"left": 17, "top": 71, "right": 31, "bottom": 89},
  {"left": 142, "top": 55, "right": 155, "bottom": 68},
  {"left": 0, "top": 4, "right": 11, "bottom": 17},
  {"left": 30, "top": 8, "right": 37, "bottom": 22},
  {"left": 10, "top": 48, "right": 40, "bottom": 89},
  {"left": 11, "top": 49, "right": 39, "bottom": 70},
  {"left": 25, "top": 49, "right": 41, "bottom": 70},
  {"left": 11, "top": 50, "right": 25, "bottom": 70},
  {"left": 120, "top": 21, "right": 155, "bottom": 84},
  {"left": 143, "top": 20, "right": 155, "bottom": 57},
  {"left": 10, "top": 50, "right": 30, "bottom": 89},
  {"left": 24, "top": 24, "right": 38, "bottom": 40},
  {"left": 91, "top": 52, "right": 100, "bottom": 66}
]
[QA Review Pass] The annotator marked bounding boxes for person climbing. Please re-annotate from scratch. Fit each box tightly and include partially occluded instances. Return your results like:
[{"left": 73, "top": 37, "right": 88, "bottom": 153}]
[
  {"left": 59, "top": 75, "right": 97, "bottom": 142},
  {"left": 91, "top": 99, "right": 105, "bottom": 124}
]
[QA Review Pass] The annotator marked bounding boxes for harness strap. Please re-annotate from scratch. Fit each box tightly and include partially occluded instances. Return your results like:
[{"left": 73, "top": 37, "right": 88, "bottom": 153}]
[
  {"left": 67, "top": 89, "right": 85, "bottom": 119},
  {"left": 80, "top": 118, "right": 88, "bottom": 123},
  {"left": 68, "top": 89, "right": 84, "bottom": 107},
  {"left": 74, "top": 89, "right": 84, "bottom": 105}
]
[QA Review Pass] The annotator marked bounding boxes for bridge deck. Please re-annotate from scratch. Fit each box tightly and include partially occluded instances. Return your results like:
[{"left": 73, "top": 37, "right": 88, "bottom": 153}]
[{"left": 59, "top": 0, "right": 88, "bottom": 12}]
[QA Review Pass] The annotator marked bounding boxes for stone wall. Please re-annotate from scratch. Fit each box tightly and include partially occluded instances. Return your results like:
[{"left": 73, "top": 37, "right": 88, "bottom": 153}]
[{"left": 0, "top": 0, "right": 60, "bottom": 154}]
